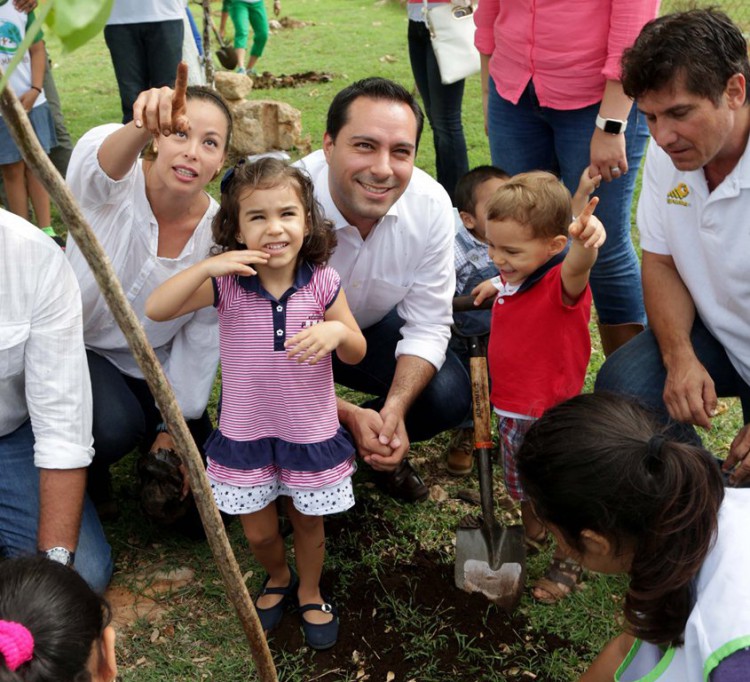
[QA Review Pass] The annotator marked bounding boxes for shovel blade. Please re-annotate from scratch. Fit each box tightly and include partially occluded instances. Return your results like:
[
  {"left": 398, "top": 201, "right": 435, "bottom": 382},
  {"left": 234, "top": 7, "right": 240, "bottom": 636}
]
[
  {"left": 216, "top": 47, "right": 238, "bottom": 70},
  {"left": 455, "top": 524, "right": 526, "bottom": 611}
]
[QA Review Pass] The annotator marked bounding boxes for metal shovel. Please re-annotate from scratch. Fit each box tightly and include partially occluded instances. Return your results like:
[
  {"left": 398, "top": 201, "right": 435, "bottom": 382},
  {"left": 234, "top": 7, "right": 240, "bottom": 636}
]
[
  {"left": 207, "top": 14, "right": 239, "bottom": 70},
  {"left": 453, "top": 298, "right": 526, "bottom": 610}
]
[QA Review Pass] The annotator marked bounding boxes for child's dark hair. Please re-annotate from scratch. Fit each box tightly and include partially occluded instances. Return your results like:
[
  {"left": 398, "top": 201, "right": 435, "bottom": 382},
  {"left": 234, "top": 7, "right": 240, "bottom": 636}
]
[
  {"left": 486, "top": 171, "right": 571, "bottom": 240},
  {"left": 517, "top": 393, "right": 724, "bottom": 646},
  {"left": 454, "top": 165, "right": 510, "bottom": 215},
  {"left": 0, "top": 557, "right": 111, "bottom": 681},
  {"left": 212, "top": 157, "right": 337, "bottom": 266}
]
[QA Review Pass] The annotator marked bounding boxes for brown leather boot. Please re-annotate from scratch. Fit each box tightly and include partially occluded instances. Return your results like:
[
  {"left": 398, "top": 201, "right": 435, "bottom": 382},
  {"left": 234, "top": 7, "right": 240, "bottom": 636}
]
[{"left": 597, "top": 322, "right": 645, "bottom": 357}]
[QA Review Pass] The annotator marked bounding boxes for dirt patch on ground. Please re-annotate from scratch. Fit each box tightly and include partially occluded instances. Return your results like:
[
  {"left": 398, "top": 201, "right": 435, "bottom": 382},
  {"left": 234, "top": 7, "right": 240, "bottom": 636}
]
[
  {"left": 250, "top": 70, "right": 335, "bottom": 90},
  {"left": 268, "top": 497, "right": 570, "bottom": 681},
  {"left": 273, "top": 16, "right": 315, "bottom": 30}
]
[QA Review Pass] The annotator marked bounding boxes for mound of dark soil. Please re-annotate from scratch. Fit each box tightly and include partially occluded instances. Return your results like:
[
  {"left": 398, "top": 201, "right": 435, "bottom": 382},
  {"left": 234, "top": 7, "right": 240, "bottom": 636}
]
[{"left": 251, "top": 71, "right": 334, "bottom": 90}]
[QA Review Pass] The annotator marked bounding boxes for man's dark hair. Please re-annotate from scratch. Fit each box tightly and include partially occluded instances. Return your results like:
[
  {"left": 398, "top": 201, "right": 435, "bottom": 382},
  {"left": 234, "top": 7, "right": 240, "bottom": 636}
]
[
  {"left": 326, "top": 77, "right": 425, "bottom": 148},
  {"left": 621, "top": 8, "right": 750, "bottom": 104},
  {"left": 454, "top": 165, "right": 510, "bottom": 215}
]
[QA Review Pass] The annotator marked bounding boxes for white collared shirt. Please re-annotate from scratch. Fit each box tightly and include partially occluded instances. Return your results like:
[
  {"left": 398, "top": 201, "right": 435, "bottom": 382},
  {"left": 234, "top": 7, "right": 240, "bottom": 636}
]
[
  {"left": 0, "top": 211, "right": 94, "bottom": 469},
  {"left": 296, "top": 149, "right": 455, "bottom": 370},
  {"left": 66, "top": 124, "right": 220, "bottom": 420}
]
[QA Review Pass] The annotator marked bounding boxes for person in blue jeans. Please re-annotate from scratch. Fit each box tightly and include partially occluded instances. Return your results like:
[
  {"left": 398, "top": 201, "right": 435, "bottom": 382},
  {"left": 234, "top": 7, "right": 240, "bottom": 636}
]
[
  {"left": 594, "top": 9, "right": 750, "bottom": 487},
  {"left": 0, "top": 211, "right": 112, "bottom": 595},
  {"left": 406, "top": 0, "right": 469, "bottom": 204},
  {"left": 474, "top": 0, "right": 659, "bottom": 356}
]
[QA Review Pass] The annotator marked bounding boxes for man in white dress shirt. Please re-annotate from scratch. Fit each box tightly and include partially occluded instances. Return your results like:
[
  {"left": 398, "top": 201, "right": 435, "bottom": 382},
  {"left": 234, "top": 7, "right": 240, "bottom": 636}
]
[
  {"left": 297, "top": 78, "right": 472, "bottom": 502},
  {"left": 0, "top": 211, "right": 111, "bottom": 592}
]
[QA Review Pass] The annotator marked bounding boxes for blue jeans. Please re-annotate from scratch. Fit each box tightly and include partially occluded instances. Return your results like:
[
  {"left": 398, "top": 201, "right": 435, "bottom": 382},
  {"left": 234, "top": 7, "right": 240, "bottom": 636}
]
[
  {"left": 408, "top": 20, "right": 469, "bottom": 203},
  {"left": 87, "top": 351, "right": 212, "bottom": 470},
  {"left": 104, "top": 20, "right": 184, "bottom": 123},
  {"left": 595, "top": 317, "right": 750, "bottom": 443},
  {"left": 332, "top": 310, "right": 472, "bottom": 442},
  {"left": 0, "top": 420, "right": 112, "bottom": 594},
  {"left": 487, "top": 80, "right": 648, "bottom": 326}
]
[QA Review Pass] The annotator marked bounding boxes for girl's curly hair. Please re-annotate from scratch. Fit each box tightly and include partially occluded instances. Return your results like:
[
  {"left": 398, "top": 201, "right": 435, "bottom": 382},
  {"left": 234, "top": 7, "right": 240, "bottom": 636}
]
[{"left": 212, "top": 157, "right": 336, "bottom": 266}]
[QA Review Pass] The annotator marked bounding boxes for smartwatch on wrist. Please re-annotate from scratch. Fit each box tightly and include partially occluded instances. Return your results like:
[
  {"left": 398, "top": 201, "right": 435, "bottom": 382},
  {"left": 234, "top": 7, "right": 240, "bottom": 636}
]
[
  {"left": 39, "top": 547, "right": 75, "bottom": 567},
  {"left": 595, "top": 114, "right": 627, "bottom": 135}
]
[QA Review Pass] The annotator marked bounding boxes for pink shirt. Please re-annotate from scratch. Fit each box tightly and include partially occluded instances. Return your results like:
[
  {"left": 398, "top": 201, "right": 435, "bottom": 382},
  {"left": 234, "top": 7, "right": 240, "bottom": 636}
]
[{"left": 474, "top": 0, "right": 659, "bottom": 110}]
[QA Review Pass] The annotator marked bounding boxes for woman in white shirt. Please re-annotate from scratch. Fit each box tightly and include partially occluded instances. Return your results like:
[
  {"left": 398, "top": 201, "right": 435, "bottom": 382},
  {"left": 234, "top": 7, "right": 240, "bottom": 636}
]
[{"left": 66, "top": 72, "right": 232, "bottom": 520}]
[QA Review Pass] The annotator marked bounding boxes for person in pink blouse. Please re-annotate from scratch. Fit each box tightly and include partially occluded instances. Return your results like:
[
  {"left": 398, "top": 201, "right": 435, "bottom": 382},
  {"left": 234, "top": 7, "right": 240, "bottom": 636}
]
[{"left": 474, "top": 0, "right": 659, "bottom": 360}]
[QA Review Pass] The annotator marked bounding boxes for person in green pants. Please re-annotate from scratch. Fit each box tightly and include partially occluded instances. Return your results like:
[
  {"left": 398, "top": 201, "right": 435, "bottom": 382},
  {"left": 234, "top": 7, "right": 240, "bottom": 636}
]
[{"left": 219, "top": 0, "right": 280, "bottom": 76}]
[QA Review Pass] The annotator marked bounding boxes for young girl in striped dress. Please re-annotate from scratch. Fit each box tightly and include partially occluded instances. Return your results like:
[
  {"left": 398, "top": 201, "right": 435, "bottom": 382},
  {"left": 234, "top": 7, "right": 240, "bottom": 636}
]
[{"left": 146, "top": 158, "right": 366, "bottom": 650}]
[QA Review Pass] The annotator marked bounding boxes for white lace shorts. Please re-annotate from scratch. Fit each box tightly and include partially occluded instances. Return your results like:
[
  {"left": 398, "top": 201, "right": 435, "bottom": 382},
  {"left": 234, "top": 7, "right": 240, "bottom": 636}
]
[{"left": 210, "top": 475, "right": 355, "bottom": 516}]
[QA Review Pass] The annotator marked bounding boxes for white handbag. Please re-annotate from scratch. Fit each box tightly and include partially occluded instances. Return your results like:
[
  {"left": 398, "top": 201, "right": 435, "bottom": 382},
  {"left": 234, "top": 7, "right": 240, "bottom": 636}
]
[{"left": 422, "top": 0, "right": 480, "bottom": 85}]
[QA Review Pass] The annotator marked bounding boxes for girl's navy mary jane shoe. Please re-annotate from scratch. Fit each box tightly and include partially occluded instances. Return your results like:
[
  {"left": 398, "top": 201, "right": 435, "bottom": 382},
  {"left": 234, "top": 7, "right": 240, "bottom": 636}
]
[
  {"left": 299, "top": 601, "right": 339, "bottom": 650},
  {"left": 255, "top": 569, "right": 298, "bottom": 632}
]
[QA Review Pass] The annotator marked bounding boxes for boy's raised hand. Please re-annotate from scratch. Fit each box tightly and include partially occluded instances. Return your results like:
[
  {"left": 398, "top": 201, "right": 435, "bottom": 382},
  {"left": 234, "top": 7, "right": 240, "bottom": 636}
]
[
  {"left": 285, "top": 321, "right": 348, "bottom": 365},
  {"left": 569, "top": 196, "right": 606, "bottom": 249},
  {"left": 133, "top": 62, "right": 190, "bottom": 137},
  {"left": 204, "top": 250, "right": 269, "bottom": 278}
]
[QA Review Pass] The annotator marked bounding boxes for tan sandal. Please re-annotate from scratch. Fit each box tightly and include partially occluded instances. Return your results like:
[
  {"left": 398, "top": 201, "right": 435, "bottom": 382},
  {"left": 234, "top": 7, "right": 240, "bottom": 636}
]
[
  {"left": 532, "top": 557, "right": 583, "bottom": 604},
  {"left": 524, "top": 532, "right": 549, "bottom": 556}
]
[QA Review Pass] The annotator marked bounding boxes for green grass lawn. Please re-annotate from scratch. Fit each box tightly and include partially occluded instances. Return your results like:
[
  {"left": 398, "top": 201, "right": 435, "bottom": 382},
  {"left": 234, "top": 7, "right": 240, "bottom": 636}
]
[{"left": 43, "top": 1, "right": 747, "bottom": 680}]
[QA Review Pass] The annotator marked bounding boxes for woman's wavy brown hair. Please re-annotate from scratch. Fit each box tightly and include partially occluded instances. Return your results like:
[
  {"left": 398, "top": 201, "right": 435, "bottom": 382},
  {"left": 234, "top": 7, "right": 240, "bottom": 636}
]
[
  {"left": 211, "top": 157, "right": 336, "bottom": 267},
  {"left": 517, "top": 393, "right": 724, "bottom": 646}
]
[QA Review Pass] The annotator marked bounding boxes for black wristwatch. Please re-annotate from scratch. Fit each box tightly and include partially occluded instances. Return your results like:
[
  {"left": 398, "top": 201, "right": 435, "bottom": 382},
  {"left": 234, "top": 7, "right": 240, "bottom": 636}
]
[
  {"left": 595, "top": 114, "right": 627, "bottom": 135},
  {"left": 39, "top": 547, "right": 75, "bottom": 567}
]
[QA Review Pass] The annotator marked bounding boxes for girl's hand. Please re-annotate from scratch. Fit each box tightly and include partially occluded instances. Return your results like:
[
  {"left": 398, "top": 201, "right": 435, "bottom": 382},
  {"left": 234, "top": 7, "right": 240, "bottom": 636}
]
[
  {"left": 132, "top": 62, "right": 189, "bottom": 137},
  {"left": 18, "top": 88, "right": 38, "bottom": 112},
  {"left": 203, "top": 250, "right": 269, "bottom": 278},
  {"left": 569, "top": 197, "right": 606, "bottom": 249},
  {"left": 285, "top": 321, "right": 347, "bottom": 364},
  {"left": 203, "top": 250, "right": 269, "bottom": 277}
]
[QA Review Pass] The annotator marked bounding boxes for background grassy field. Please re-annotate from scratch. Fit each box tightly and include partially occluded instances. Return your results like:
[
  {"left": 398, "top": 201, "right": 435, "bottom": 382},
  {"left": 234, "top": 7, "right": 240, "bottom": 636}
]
[{"left": 43, "top": 1, "right": 748, "bottom": 680}]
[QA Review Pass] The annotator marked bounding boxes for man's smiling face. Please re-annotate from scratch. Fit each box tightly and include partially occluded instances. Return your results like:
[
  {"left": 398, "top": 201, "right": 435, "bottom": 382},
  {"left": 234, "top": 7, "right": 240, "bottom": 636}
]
[{"left": 323, "top": 96, "right": 418, "bottom": 235}]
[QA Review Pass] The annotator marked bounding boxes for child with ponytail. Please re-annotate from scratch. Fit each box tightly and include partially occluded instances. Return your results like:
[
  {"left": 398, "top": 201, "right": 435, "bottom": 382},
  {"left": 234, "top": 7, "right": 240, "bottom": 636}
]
[
  {"left": 0, "top": 557, "right": 115, "bottom": 682},
  {"left": 517, "top": 392, "right": 750, "bottom": 681}
]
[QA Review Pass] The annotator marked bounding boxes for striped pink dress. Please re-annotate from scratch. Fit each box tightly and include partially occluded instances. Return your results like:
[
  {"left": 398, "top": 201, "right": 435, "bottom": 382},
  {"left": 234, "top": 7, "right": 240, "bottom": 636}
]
[{"left": 205, "top": 262, "right": 356, "bottom": 510}]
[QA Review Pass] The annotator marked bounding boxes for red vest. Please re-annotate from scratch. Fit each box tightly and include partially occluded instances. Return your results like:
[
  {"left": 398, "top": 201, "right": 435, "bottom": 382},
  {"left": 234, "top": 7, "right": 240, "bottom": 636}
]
[{"left": 488, "top": 264, "right": 591, "bottom": 418}]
